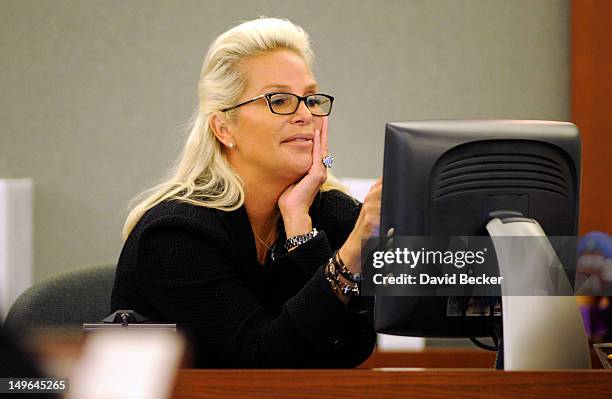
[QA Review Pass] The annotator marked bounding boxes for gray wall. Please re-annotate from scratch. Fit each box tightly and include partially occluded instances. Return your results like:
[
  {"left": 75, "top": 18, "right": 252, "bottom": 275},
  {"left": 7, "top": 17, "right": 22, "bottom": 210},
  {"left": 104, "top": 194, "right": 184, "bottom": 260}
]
[{"left": 0, "top": 0, "right": 569, "bottom": 282}]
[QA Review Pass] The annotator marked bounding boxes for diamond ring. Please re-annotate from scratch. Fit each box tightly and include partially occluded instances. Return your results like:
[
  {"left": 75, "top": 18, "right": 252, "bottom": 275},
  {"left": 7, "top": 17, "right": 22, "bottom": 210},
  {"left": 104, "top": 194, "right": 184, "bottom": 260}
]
[{"left": 322, "top": 155, "right": 334, "bottom": 168}]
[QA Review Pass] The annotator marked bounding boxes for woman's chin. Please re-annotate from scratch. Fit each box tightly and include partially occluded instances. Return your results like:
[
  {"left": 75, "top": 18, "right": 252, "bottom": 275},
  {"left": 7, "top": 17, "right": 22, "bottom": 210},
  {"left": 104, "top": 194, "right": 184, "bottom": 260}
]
[{"left": 278, "top": 158, "right": 312, "bottom": 180}]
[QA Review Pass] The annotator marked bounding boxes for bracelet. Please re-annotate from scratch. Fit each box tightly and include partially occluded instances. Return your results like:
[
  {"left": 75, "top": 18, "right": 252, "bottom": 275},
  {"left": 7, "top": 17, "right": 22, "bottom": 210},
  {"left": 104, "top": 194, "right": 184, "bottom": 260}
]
[
  {"left": 285, "top": 228, "right": 318, "bottom": 251},
  {"left": 332, "top": 250, "right": 362, "bottom": 283},
  {"left": 325, "top": 257, "right": 360, "bottom": 296}
]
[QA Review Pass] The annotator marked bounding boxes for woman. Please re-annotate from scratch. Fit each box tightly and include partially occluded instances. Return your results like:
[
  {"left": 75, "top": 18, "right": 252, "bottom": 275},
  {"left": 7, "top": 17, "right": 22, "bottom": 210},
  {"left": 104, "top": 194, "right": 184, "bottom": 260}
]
[{"left": 111, "top": 17, "right": 382, "bottom": 368}]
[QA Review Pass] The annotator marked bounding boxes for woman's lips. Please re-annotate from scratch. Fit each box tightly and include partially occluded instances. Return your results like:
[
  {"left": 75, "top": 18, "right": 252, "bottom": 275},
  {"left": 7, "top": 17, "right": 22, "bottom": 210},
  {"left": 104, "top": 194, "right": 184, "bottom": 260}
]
[
  {"left": 281, "top": 134, "right": 314, "bottom": 147},
  {"left": 282, "top": 138, "right": 313, "bottom": 147}
]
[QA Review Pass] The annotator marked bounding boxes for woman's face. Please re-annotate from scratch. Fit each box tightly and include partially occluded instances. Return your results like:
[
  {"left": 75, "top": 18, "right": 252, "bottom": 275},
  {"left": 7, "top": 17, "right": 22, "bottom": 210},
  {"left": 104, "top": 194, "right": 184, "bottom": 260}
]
[{"left": 226, "top": 50, "right": 324, "bottom": 182}]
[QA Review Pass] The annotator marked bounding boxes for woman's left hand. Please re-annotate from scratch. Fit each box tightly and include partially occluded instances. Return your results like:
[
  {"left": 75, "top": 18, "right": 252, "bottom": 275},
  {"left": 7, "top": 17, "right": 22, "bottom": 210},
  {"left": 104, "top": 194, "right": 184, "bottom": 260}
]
[{"left": 278, "top": 117, "right": 329, "bottom": 237}]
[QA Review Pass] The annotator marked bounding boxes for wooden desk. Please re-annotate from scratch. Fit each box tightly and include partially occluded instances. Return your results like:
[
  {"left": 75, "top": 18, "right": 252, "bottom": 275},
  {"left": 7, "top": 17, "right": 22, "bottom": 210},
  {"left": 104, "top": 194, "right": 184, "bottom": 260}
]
[
  {"left": 359, "top": 348, "right": 497, "bottom": 368},
  {"left": 28, "top": 339, "right": 612, "bottom": 398},
  {"left": 170, "top": 349, "right": 611, "bottom": 399},
  {"left": 172, "top": 368, "right": 612, "bottom": 399}
]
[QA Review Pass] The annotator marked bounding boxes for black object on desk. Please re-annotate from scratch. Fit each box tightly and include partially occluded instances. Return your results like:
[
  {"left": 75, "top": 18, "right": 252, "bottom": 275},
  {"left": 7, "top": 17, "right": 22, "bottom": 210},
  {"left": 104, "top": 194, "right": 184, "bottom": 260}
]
[{"left": 83, "top": 309, "right": 177, "bottom": 332}]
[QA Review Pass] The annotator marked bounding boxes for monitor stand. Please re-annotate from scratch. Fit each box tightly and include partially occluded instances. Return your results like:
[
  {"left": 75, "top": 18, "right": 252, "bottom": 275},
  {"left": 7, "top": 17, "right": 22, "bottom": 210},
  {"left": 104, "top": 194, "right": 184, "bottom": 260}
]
[{"left": 486, "top": 214, "right": 591, "bottom": 370}]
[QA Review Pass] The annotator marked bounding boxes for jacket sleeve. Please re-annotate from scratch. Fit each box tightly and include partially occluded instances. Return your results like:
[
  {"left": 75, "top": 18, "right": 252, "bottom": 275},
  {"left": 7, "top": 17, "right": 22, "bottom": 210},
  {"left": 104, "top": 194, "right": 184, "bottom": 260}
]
[
  {"left": 271, "top": 190, "right": 363, "bottom": 295},
  {"left": 134, "top": 216, "right": 376, "bottom": 368}
]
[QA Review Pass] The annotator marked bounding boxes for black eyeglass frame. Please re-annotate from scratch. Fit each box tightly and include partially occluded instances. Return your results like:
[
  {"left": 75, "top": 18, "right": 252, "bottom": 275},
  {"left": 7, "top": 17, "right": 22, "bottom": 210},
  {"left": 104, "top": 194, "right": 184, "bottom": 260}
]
[{"left": 221, "top": 92, "right": 334, "bottom": 116}]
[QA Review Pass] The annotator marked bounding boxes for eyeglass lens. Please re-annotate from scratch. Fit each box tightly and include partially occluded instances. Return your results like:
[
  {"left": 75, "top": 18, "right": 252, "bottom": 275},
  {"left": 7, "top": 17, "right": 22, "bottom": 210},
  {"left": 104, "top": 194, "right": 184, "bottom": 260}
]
[{"left": 269, "top": 93, "right": 332, "bottom": 116}]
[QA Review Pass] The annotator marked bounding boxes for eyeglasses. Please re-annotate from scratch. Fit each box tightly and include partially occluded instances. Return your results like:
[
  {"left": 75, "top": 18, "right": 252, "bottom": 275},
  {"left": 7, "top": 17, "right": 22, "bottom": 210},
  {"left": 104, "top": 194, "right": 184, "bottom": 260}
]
[{"left": 221, "top": 92, "right": 334, "bottom": 116}]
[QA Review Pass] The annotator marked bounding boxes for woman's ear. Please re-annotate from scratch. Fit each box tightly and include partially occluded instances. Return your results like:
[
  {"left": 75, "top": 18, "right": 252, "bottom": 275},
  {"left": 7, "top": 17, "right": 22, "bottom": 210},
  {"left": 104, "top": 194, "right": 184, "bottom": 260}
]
[{"left": 210, "top": 112, "right": 235, "bottom": 149}]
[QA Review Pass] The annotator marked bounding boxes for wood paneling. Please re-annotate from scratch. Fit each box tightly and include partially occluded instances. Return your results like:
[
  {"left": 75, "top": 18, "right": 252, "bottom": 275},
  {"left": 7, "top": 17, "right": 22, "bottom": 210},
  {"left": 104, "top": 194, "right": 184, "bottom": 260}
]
[
  {"left": 172, "top": 369, "right": 612, "bottom": 399},
  {"left": 358, "top": 348, "right": 496, "bottom": 369},
  {"left": 571, "top": 0, "right": 612, "bottom": 234}
]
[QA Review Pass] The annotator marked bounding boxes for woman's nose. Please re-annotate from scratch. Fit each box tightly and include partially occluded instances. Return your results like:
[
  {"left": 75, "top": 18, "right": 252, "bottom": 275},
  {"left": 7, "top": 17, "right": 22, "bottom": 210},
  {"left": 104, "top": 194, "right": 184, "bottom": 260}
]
[{"left": 291, "top": 99, "right": 313, "bottom": 124}]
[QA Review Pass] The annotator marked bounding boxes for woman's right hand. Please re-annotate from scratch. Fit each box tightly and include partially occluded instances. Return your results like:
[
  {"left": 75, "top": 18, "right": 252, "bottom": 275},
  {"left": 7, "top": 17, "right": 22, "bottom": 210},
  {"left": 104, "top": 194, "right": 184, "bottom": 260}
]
[
  {"left": 278, "top": 118, "right": 329, "bottom": 238},
  {"left": 339, "top": 177, "right": 382, "bottom": 274}
]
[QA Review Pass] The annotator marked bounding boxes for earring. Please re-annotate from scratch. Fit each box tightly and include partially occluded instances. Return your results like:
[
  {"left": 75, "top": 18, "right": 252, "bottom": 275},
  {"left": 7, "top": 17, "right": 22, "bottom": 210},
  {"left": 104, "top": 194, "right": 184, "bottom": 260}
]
[{"left": 228, "top": 142, "right": 235, "bottom": 149}]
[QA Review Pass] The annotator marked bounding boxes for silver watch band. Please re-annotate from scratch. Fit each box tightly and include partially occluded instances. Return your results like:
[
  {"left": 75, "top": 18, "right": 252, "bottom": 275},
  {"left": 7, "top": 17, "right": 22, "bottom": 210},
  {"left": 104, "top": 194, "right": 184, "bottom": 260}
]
[{"left": 284, "top": 228, "right": 318, "bottom": 251}]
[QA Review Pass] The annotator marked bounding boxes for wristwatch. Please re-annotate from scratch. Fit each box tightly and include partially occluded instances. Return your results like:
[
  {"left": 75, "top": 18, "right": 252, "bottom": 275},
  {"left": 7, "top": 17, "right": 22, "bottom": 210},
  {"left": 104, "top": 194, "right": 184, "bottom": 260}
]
[{"left": 284, "top": 228, "right": 318, "bottom": 251}]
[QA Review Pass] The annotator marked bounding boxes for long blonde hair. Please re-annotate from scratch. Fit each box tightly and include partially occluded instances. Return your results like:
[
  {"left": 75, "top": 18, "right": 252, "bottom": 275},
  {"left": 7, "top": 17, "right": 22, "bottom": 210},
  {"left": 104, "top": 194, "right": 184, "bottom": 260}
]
[{"left": 123, "top": 17, "right": 348, "bottom": 240}]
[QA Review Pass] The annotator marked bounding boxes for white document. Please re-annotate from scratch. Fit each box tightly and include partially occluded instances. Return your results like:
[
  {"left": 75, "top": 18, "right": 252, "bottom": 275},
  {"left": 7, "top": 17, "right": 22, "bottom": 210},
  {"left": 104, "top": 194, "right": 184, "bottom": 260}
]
[{"left": 69, "top": 331, "right": 184, "bottom": 399}]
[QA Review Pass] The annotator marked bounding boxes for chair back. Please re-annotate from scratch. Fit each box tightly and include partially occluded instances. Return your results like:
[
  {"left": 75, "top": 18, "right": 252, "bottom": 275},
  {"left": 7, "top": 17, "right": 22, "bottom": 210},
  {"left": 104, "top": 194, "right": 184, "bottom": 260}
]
[{"left": 4, "top": 265, "right": 116, "bottom": 337}]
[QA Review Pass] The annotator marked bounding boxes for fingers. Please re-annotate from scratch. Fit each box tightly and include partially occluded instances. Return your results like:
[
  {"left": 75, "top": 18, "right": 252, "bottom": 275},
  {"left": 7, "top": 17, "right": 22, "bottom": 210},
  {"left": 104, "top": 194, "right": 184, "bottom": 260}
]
[
  {"left": 364, "top": 184, "right": 382, "bottom": 205},
  {"left": 315, "top": 128, "right": 328, "bottom": 182},
  {"left": 315, "top": 118, "right": 329, "bottom": 184},
  {"left": 361, "top": 176, "right": 382, "bottom": 236},
  {"left": 312, "top": 128, "right": 322, "bottom": 162},
  {"left": 369, "top": 176, "right": 383, "bottom": 194},
  {"left": 308, "top": 128, "right": 327, "bottom": 184},
  {"left": 320, "top": 117, "right": 329, "bottom": 156}
]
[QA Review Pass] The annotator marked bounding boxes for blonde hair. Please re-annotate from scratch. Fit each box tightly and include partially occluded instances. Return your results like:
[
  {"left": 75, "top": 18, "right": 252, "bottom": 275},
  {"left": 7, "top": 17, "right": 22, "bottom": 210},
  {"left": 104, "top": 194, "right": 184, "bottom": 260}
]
[{"left": 122, "top": 17, "right": 348, "bottom": 240}]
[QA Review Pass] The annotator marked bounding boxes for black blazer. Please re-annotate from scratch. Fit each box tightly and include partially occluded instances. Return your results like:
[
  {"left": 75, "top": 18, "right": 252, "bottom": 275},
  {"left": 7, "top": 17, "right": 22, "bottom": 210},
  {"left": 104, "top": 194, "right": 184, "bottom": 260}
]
[{"left": 111, "top": 189, "right": 376, "bottom": 368}]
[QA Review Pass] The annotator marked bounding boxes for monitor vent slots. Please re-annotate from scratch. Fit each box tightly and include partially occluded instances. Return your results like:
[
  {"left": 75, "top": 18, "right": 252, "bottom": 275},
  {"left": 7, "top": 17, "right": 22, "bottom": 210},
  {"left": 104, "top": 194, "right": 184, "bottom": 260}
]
[{"left": 433, "top": 153, "right": 569, "bottom": 200}]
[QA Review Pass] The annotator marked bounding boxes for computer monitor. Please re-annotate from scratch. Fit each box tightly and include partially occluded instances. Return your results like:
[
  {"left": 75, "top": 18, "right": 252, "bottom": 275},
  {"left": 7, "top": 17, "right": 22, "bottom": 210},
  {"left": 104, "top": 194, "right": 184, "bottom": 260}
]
[{"left": 375, "top": 119, "right": 581, "bottom": 339}]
